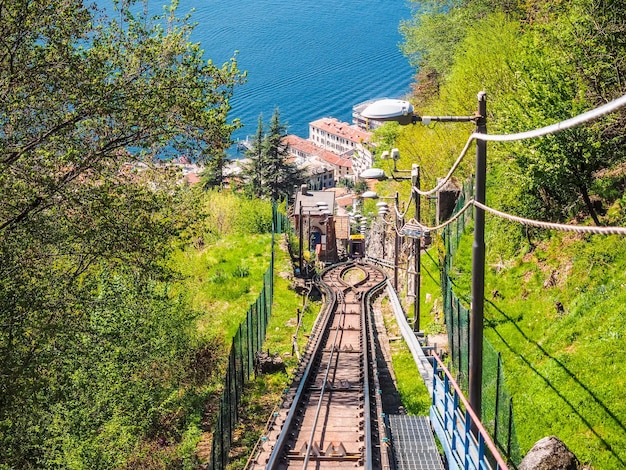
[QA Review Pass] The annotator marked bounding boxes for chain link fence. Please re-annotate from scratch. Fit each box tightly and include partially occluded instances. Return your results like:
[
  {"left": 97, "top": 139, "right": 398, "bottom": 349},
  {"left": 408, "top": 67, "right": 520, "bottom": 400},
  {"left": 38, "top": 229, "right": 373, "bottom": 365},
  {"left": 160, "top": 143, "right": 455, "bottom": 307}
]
[
  {"left": 442, "top": 180, "right": 522, "bottom": 466},
  {"left": 208, "top": 204, "right": 289, "bottom": 470}
]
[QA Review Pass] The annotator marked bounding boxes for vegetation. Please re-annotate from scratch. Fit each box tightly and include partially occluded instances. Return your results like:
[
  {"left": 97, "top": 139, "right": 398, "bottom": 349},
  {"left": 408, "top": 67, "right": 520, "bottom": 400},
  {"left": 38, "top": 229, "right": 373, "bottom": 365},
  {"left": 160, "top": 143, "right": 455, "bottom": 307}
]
[
  {"left": 4, "top": 0, "right": 626, "bottom": 467},
  {"left": 239, "top": 108, "right": 307, "bottom": 201},
  {"left": 382, "top": 0, "right": 626, "bottom": 467},
  {"left": 0, "top": 0, "right": 255, "bottom": 467}
]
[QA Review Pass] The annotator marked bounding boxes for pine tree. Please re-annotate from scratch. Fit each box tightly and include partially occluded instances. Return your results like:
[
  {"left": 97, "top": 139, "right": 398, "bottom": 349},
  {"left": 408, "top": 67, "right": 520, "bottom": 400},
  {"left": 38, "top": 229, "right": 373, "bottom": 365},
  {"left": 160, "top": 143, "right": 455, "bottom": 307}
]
[
  {"left": 240, "top": 114, "right": 266, "bottom": 197},
  {"left": 242, "top": 109, "right": 305, "bottom": 201},
  {"left": 263, "top": 108, "right": 306, "bottom": 201}
]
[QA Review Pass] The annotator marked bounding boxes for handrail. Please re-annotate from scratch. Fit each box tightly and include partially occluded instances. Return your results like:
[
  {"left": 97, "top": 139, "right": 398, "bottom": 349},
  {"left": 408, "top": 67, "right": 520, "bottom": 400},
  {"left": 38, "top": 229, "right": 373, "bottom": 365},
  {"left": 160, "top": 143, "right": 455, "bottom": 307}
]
[{"left": 431, "top": 351, "right": 509, "bottom": 470}]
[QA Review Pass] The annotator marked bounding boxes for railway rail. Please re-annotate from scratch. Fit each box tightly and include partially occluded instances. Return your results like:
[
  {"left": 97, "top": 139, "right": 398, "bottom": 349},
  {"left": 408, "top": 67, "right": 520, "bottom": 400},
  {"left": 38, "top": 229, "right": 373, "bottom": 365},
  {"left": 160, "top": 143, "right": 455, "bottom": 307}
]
[{"left": 249, "top": 261, "right": 389, "bottom": 469}]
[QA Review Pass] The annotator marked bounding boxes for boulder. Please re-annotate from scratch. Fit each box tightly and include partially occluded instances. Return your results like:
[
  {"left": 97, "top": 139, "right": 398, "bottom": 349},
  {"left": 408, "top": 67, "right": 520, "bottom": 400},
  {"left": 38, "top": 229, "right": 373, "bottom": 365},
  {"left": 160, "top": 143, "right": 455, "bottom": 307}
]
[
  {"left": 254, "top": 350, "right": 286, "bottom": 375},
  {"left": 519, "top": 436, "right": 579, "bottom": 470}
]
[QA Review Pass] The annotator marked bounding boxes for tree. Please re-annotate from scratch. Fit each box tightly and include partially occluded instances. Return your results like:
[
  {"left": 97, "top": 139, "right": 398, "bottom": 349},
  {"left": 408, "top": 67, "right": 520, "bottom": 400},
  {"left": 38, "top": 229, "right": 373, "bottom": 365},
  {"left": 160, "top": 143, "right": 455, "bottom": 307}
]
[
  {"left": 241, "top": 109, "right": 305, "bottom": 201},
  {"left": 400, "top": 0, "right": 524, "bottom": 86},
  {"left": 0, "top": 0, "right": 243, "bottom": 465},
  {"left": 263, "top": 108, "right": 306, "bottom": 201},
  {"left": 0, "top": 0, "right": 243, "bottom": 232},
  {"left": 201, "top": 149, "right": 228, "bottom": 190},
  {"left": 495, "top": 9, "right": 624, "bottom": 225},
  {"left": 240, "top": 114, "right": 267, "bottom": 197}
]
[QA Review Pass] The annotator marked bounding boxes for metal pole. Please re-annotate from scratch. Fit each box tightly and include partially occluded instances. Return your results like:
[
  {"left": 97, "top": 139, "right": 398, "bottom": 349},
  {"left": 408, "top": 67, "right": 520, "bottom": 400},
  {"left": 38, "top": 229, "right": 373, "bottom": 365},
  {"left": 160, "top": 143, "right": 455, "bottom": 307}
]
[
  {"left": 394, "top": 191, "right": 399, "bottom": 291},
  {"left": 413, "top": 164, "right": 421, "bottom": 332},
  {"left": 382, "top": 221, "right": 386, "bottom": 260},
  {"left": 298, "top": 203, "right": 303, "bottom": 275},
  {"left": 469, "top": 91, "right": 487, "bottom": 422}
]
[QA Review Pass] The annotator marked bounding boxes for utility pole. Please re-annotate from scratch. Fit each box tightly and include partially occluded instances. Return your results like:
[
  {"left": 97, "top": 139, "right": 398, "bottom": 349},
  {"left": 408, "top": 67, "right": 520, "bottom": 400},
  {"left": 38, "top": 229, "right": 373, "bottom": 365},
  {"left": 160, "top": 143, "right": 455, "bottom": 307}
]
[
  {"left": 360, "top": 93, "right": 486, "bottom": 418},
  {"left": 298, "top": 203, "right": 303, "bottom": 275},
  {"left": 394, "top": 191, "right": 399, "bottom": 291}
]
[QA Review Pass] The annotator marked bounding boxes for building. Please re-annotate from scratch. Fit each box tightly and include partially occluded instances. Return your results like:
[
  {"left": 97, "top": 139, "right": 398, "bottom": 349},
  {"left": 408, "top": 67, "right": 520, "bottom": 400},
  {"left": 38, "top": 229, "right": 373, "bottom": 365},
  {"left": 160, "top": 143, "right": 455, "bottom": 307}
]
[
  {"left": 309, "top": 117, "right": 373, "bottom": 154},
  {"left": 293, "top": 186, "right": 337, "bottom": 266},
  {"left": 300, "top": 156, "right": 336, "bottom": 191},
  {"left": 285, "top": 135, "right": 352, "bottom": 183}
]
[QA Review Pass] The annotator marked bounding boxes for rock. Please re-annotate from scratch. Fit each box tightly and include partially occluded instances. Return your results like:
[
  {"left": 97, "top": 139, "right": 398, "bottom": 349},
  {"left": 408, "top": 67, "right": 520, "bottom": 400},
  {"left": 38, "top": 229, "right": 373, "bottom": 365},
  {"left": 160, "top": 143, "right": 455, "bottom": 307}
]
[
  {"left": 254, "top": 351, "right": 286, "bottom": 375},
  {"left": 518, "top": 436, "right": 580, "bottom": 470}
]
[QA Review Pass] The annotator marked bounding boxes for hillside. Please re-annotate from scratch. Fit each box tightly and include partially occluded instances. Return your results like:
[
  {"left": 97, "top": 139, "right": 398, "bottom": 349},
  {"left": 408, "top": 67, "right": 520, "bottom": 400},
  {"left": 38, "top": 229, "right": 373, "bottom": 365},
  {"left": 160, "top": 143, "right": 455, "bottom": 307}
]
[
  {"left": 371, "top": 1, "right": 626, "bottom": 467},
  {"left": 447, "top": 226, "right": 626, "bottom": 468}
]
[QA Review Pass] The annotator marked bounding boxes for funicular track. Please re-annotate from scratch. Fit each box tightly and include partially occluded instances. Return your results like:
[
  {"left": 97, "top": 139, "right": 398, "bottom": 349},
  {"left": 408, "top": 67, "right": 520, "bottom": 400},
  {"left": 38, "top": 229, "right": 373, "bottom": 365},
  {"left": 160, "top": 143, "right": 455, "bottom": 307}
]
[{"left": 250, "top": 261, "right": 388, "bottom": 469}]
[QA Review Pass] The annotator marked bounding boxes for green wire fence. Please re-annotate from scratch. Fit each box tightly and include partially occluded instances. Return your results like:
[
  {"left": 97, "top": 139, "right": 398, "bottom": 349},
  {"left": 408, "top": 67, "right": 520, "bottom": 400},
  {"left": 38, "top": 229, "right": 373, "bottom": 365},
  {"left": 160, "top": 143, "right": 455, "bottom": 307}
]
[
  {"left": 441, "top": 180, "right": 522, "bottom": 466},
  {"left": 208, "top": 205, "right": 290, "bottom": 470}
]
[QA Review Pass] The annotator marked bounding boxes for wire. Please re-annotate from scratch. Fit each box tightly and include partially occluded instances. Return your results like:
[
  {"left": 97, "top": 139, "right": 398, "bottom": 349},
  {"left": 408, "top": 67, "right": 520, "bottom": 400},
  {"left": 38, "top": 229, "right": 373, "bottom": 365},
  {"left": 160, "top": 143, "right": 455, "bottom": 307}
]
[
  {"left": 403, "top": 200, "right": 474, "bottom": 233},
  {"left": 377, "top": 93, "right": 626, "bottom": 239},
  {"left": 400, "top": 199, "right": 626, "bottom": 237},
  {"left": 408, "top": 93, "right": 626, "bottom": 195},
  {"left": 472, "top": 94, "right": 626, "bottom": 143},
  {"left": 411, "top": 135, "right": 475, "bottom": 197},
  {"left": 473, "top": 201, "right": 626, "bottom": 235}
]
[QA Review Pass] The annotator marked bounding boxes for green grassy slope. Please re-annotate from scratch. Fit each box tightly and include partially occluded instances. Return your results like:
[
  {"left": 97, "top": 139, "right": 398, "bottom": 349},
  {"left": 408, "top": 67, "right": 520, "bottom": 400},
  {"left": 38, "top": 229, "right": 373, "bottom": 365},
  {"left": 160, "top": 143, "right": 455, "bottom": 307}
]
[{"left": 451, "top": 230, "right": 626, "bottom": 469}]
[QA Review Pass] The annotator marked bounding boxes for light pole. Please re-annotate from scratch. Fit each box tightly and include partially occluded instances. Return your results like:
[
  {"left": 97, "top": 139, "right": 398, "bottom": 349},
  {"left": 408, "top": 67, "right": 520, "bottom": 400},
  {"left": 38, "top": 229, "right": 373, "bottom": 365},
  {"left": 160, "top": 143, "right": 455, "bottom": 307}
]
[
  {"left": 362, "top": 93, "right": 486, "bottom": 419},
  {"left": 470, "top": 92, "right": 487, "bottom": 420},
  {"left": 412, "top": 163, "right": 421, "bottom": 333},
  {"left": 362, "top": 191, "right": 400, "bottom": 290}
]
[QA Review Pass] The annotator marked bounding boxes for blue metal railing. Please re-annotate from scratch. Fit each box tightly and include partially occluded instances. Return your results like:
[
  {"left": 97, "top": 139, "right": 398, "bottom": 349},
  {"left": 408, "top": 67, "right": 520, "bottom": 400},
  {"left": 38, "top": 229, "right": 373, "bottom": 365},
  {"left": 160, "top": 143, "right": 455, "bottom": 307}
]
[{"left": 430, "top": 352, "right": 509, "bottom": 470}]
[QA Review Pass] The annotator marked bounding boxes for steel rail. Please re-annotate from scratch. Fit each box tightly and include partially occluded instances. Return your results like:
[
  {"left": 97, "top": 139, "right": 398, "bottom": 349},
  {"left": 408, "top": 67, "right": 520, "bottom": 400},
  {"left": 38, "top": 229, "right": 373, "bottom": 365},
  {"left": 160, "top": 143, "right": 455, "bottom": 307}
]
[
  {"left": 264, "top": 279, "right": 339, "bottom": 470},
  {"left": 260, "top": 262, "right": 388, "bottom": 469},
  {"left": 301, "top": 280, "right": 351, "bottom": 468}
]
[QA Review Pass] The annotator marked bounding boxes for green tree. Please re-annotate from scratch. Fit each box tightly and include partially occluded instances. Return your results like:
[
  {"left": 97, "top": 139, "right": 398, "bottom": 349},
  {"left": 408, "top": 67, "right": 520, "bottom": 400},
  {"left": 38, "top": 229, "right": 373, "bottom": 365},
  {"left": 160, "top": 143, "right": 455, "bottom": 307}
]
[
  {"left": 240, "top": 114, "right": 267, "bottom": 197},
  {"left": 400, "top": 0, "right": 523, "bottom": 85},
  {"left": 263, "top": 108, "right": 306, "bottom": 201},
  {"left": 241, "top": 109, "right": 305, "bottom": 201},
  {"left": 0, "top": 0, "right": 243, "bottom": 466},
  {"left": 354, "top": 179, "right": 370, "bottom": 195},
  {"left": 495, "top": 14, "right": 623, "bottom": 225},
  {"left": 201, "top": 149, "right": 228, "bottom": 190}
]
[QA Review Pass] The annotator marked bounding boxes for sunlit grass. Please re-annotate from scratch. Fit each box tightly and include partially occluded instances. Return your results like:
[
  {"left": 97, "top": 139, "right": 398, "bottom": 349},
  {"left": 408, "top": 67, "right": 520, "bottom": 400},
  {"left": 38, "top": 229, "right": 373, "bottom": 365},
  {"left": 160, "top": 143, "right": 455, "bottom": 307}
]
[
  {"left": 452, "top": 229, "right": 626, "bottom": 468},
  {"left": 170, "top": 234, "right": 273, "bottom": 340}
]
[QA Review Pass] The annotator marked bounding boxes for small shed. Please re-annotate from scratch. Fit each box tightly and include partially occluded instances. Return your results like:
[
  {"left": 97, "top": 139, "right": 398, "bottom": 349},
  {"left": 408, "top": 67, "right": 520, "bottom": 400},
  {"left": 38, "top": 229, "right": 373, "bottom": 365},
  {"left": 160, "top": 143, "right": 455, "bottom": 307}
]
[{"left": 293, "top": 185, "right": 337, "bottom": 264}]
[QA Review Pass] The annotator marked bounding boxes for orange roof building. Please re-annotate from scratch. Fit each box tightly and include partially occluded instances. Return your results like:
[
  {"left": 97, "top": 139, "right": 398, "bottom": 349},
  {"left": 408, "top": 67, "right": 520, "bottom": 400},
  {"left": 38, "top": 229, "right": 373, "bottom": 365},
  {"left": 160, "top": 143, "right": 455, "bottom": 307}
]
[
  {"left": 309, "top": 117, "right": 373, "bottom": 155},
  {"left": 285, "top": 135, "right": 352, "bottom": 181}
]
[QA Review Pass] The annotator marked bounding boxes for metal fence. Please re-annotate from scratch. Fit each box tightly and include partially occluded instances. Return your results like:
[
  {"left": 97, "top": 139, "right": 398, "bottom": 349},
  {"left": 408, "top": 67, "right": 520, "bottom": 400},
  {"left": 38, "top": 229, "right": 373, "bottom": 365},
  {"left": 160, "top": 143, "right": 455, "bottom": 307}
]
[
  {"left": 208, "top": 204, "right": 289, "bottom": 470},
  {"left": 441, "top": 181, "right": 522, "bottom": 466}
]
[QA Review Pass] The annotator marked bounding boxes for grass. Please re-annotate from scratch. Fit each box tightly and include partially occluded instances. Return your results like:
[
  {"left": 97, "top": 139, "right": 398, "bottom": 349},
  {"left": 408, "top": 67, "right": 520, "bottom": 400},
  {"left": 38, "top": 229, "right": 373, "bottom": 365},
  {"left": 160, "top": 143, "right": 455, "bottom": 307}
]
[
  {"left": 419, "top": 246, "right": 447, "bottom": 336},
  {"left": 378, "top": 245, "right": 446, "bottom": 417},
  {"left": 170, "top": 233, "right": 275, "bottom": 340},
  {"left": 223, "top": 237, "right": 322, "bottom": 469},
  {"left": 451, "top": 228, "right": 626, "bottom": 469},
  {"left": 168, "top": 222, "right": 444, "bottom": 466}
]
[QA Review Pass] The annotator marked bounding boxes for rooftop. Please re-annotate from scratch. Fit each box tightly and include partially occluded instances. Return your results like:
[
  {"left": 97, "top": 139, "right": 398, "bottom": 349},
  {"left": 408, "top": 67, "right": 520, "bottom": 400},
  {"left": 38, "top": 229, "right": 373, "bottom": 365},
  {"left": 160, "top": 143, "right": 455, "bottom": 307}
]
[
  {"left": 309, "top": 117, "right": 373, "bottom": 143},
  {"left": 285, "top": 135, "right": 353, "bottom": 169}
]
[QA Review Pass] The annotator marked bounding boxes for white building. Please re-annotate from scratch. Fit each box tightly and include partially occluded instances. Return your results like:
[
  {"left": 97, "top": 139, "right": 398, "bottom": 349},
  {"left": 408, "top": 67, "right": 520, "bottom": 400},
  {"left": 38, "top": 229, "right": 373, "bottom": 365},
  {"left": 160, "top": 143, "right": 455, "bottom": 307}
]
[
  {"left": 285, "top": 135, "right": 352, "bottom": 184},
  {"left": 309, "top": 117, "right": 373, "bottom": 154}
]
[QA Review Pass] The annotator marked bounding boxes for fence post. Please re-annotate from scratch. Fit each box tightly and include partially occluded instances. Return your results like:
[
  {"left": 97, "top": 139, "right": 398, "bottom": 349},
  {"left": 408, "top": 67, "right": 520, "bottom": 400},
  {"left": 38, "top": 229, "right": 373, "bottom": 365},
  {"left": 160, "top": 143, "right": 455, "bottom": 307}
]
[
  {"left": 494, "top": 352, "right": 502, "bottom": 446},
  {"left": 508, "top": 398, "right": 514, "bottom": 462}
]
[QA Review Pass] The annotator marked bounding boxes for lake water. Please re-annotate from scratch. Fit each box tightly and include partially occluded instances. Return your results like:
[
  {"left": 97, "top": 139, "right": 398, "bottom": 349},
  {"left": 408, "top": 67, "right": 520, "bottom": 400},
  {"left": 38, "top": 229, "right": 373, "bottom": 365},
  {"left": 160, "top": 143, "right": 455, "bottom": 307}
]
[{"left": 99, "top": 0, "right": 415, "bottom": 156}]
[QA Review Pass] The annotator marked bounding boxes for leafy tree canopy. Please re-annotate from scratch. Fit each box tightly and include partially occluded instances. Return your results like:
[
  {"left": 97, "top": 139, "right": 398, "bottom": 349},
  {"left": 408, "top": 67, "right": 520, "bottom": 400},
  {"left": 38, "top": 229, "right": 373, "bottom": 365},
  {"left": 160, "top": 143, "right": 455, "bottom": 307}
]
[
  {"left": 399, "top": 0, "right": 626, "bottom": 227},
  {"left": 397, "top": 0, "right": 626, "bottom": 466},
  {"left": 0, "top": 0, "right": 245, "bottom": 466}
]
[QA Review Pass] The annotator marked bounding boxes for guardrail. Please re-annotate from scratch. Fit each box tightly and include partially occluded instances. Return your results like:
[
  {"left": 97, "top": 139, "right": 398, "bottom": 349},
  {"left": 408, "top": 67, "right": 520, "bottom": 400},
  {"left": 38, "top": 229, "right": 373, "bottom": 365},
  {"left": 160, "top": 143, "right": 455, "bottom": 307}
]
[{"left": 431, "top": 352, "right": 509, "bottom": 470}]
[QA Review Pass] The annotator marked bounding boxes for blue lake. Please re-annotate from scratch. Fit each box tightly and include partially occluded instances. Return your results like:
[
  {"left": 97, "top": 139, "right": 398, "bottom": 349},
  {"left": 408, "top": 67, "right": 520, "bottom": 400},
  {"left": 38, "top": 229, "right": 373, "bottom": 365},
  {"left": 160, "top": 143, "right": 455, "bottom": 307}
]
[{"left": 98, "top": 0, "right": 415, "bottom": 156}]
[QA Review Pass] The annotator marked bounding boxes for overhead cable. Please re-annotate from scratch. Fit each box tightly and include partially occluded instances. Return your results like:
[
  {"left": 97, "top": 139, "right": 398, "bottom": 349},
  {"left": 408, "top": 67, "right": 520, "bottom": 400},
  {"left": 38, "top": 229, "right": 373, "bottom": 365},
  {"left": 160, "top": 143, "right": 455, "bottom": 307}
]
[
  {"left": 471, "top": 94, "right": 626, "bottom": 143},
  {"left": 410, "top": 93, "right": 626, "bottom": 195},
  {"left": 473, "top": 201, "right": 626, "bottom": 235}
]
